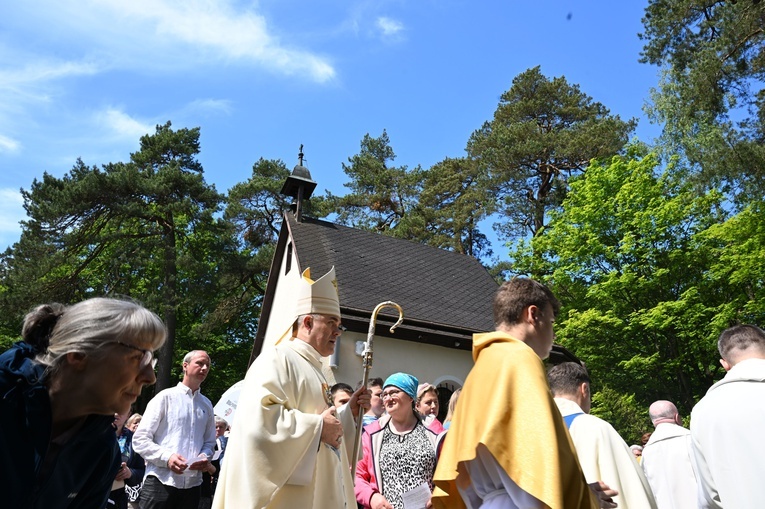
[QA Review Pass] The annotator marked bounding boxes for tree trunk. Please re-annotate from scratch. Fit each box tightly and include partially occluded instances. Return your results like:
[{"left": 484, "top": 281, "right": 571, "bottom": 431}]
[{"left": 155, "top": 216, "right": 178, "bottom": 393}]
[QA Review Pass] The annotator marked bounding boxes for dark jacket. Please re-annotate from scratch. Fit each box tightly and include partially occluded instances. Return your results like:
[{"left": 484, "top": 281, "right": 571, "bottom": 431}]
[
  {"left": 117, "top": 427, "right": 145, "bottom": 488},
  {"left": 0, "top": 342, "right": 120, "bottom": 509}
]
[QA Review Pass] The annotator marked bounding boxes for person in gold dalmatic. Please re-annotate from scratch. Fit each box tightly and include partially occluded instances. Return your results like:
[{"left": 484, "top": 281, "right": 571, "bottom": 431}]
[
  {"left": 433, "top": 278, "right": 617, "bottom": 509},
  {"left": 212, "top": 267, "right": 369, "bottom": 509}
]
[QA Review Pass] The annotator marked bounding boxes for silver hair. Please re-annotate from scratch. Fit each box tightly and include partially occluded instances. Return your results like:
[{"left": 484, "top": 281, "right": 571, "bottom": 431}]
[
  {"left": 296, "top": 313, "right": 321, "bottom": 324},
  {"left": 183, "top": 350, "right": 208, "bottom": 365},
  {"left": 23, "top": 297, "right": 166, "bottom": 377}
]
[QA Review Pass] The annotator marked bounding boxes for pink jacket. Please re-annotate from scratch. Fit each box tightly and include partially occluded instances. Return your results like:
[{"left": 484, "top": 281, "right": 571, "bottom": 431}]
[{"left": 354, "top": 415, "right": 445, "bottom": 508}]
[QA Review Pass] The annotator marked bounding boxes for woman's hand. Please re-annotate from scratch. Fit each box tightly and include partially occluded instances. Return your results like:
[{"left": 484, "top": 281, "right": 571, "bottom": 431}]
[
  {"left": 115, "top": 462, "right": 132, "bottom": 481},
  {"left": 370, "top": 492, "right": 394, "bottom": 509}
]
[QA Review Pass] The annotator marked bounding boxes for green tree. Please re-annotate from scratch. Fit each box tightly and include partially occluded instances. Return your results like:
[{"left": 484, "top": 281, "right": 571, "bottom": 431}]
[
  {"left": 418, "top": 156, "right": 495, "bottom": 259},
  {"left": 327, "top": 133, "right": 497, "bottom": 261},
  {"left": 468, "top": 66, "right": 636, "bottom": 244},
  {"left": 513, "top": 147, "right": 728, "bottom": 421},
  {"left": 641, "top": 0, "right": 765, "bottom": 198},
  {"left": 701, "top": 200, "right": 765, "bottom": 327},
  {"left": 591, "top": 387, "right": 651, "bottom": 446},
  {"left": 1, "top": 122, "right": 226, "bottom": 392},
  {"left": 226, "top": 158, "right": 292, "bottom": 249},
  {"left": 327, "top": 130, "right": 425, "bottom": 239}
]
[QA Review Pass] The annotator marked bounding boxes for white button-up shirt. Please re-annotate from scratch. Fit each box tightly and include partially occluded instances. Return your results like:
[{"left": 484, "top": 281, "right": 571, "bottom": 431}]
[{"left": 133, "top": 382, "right": 216, "bottom": 489}]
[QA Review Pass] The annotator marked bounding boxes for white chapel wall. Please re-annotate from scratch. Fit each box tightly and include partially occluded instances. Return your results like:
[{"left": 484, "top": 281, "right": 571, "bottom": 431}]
[{"left": 331, "top": 331, "right": 471, "bottom": 389}]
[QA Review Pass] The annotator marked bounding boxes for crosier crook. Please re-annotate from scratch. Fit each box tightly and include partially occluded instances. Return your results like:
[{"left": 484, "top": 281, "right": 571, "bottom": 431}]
[{"left": 350, "top": 301, "right": 404, "bottom": 478}]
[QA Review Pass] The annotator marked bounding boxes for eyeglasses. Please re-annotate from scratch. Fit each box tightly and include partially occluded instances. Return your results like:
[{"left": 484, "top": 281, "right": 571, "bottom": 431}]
[
  {"left": 113, "top": 341, "right": 158, "bottom": 369},
  {"left": 381, "top": 389, "right": 403, "bottom": 400}
]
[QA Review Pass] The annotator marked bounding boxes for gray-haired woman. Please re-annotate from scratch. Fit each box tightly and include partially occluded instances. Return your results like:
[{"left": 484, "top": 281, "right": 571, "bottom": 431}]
[{"left": 0, "top": 297, "right": 166, "bottom": 509}]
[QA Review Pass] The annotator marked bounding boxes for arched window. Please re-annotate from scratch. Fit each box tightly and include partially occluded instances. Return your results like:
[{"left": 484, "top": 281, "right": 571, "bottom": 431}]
[{"left": 434, "top": 377, "right": 463, "bottom": 423}]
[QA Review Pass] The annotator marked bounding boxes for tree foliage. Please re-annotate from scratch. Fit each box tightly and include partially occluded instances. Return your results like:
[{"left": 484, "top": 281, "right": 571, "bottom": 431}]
[
  {"left": 513, "top": 147, "right": 733, "bottom": 419},
  {"left": 0, "top": 122, "right": 257, "bottom": 400},
  {"left": 641, "top": 0, "right": 765, "bottom": 198},
  {"left": 226, "top": 158, "right": 292, "bottom": 249},
  {"left": 323, "top": 132, "right": 498, "bottom": 261},
  {"left": 326, "top": 130, "right": 425, "bottom": 239},
  {"left": 468, "top": 66, "right": 636, "bottom": 242},
  {"left": 418, "top": 156, "right": 495, "bottom": 259}
]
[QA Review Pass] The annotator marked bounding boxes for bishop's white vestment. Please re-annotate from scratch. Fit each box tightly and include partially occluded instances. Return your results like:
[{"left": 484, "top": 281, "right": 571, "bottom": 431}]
[{"left": 212, "top": 339, "right": 357, "bottom": 509}]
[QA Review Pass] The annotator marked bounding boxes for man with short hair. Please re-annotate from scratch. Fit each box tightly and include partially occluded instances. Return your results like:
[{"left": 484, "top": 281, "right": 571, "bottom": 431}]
[
  {"left": 330, "top": 382, "right": 354, "bottom": 408},
  {"left": 212, "top": 267, "right": 370, "bottom": 509},
  {"left": 362, "top": 377, "right": 384, "bottom": 426},
  {"left": 690, "top": 324, "right": 765, "bottom": 508},
  {"left": 641, "top": 400, "right": 697, "bottom": 509},
  {"left": 433, "top": 277, "right": 616, "bottom": 509},
  {"left": 548, "top": 362, "right": 657, "bottom": 509},
  {"left": 133, "top": 350, "right": 216, "bottom": 509}
]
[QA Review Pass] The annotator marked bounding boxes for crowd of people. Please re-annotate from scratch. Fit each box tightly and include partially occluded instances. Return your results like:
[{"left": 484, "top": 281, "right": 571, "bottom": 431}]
[{"left": 2, "top": 271, "right": 764, "bottom": 508}]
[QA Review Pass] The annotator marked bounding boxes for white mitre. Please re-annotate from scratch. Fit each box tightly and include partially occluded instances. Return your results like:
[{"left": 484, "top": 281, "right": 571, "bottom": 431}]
[
  {"left": 292, "top": 267, "right": 342, "bottom": 384},
  {"left": 294, "top": 266, "right": 340, "bottom": 318}
]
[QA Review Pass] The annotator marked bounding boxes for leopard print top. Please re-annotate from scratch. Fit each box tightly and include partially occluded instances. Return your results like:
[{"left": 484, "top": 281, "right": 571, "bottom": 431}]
[{"left": 378, "top": 421, "right": 437, "bottom": 509}]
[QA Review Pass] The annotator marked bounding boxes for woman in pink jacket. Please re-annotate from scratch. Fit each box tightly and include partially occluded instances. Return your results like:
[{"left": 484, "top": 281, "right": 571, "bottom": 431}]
[{"left": 355, "top": 373, "right": 444, "bottom": 509}]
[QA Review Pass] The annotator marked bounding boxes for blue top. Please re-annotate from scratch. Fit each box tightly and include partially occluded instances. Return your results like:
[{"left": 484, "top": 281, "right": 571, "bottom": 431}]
[{"left": 0, "top": 341, "right": 120, "bottom": 508}]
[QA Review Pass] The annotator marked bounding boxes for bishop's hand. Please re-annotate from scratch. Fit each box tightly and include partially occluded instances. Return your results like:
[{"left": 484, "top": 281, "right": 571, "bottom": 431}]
[
  {"left": 320, "top": 406, "right": 343, "bottom": 448},
  {"left": 349, "top": 385, "right": 371, "bottom": 418}
]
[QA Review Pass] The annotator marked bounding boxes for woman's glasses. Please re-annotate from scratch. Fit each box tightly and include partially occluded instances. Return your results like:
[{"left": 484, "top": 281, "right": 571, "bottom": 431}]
[
  {"left": 113, "top": 341, "right": 158, "bottom": 369},
  {"left": 381, "top": 389, "right": 404, "bottom": 400}
]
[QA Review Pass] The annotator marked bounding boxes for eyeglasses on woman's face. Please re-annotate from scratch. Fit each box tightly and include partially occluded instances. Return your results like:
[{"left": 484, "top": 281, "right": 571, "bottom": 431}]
[
  {"left": 381, "top": 388, "right": 404, "bottom": 400},
  {"left": 112, "top": 341, "right": 158, "bottom": 369}
]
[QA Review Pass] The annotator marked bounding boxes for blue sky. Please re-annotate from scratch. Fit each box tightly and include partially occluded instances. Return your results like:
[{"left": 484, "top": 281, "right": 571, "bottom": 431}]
[{"left": 0, "top": 0, "right": 660, "bottom": 255}]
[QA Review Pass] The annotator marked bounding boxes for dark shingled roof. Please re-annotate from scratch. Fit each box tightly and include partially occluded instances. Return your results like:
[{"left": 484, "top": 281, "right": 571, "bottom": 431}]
[
  {"left": 250, "top": 211, "right": 581, "bottom": 365},
  {"left": 285, "top": 213, "right": 498, "bottom": 334}
]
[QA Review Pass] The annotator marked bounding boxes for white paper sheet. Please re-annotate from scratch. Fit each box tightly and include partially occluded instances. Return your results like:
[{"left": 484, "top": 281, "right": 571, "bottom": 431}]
[{"left": 402, "top": 482, "right": 431, "bottom": 509}]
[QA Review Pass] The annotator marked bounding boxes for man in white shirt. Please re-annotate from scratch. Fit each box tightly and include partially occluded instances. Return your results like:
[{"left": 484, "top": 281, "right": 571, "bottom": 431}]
[
  {"left": 133, "top": 350, "right": 216, "bottom": 509},
  {"left": 548, "top": 362, "right": 658, "bottom": 509},
  {"left": 691, "top": 324, "right": 765, "bottom": 509},
  {"left": 642, "top": 400, "right": 698, "bottom": 509}
]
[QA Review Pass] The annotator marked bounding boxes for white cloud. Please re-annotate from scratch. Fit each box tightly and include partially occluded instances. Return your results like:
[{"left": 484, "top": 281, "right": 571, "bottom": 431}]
[
  {"left": 0, "top": 1, "right": 339, "bottom": 171},
  {"left": 94, "top": 108, "right": 154, "bottom": 140},
  {"left": 6, "top": 0, "right": 336, "bottom": 83},
  {"left": 185, "top": 99, "right": 234, "bottom": 116},
  {"left": 376, "top": 16, "right": 404, "bottom": 37},
  {"left": 0, "top": 59, "right": 100, "bottom": 125},
  {"left": 0, "top": 60, "right": 99, "bottom": 91},
  {"left": 0, "top": 134, "right": 20, "bottom": 153}
]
